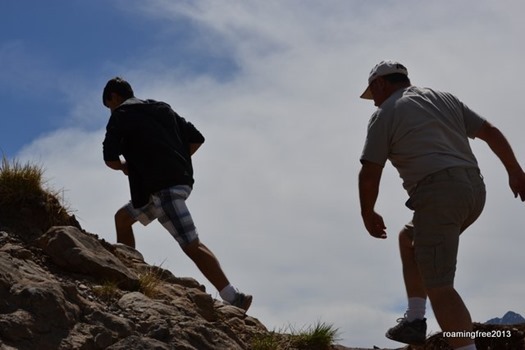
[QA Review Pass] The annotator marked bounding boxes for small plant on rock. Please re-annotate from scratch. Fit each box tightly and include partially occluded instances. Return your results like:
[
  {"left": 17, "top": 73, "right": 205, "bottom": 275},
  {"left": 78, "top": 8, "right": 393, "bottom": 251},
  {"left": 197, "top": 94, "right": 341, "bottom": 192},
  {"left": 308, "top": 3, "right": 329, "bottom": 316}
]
[
  {"left": 138, "top": 266, "right": 166, "bottom": 298},
  {"left": 251, "top": 321, "right": 339, "bottom": 350},
  {"left": 251, "top": 331, "right": 283, "bottom": 350},
  {"left": 291, "top": 321, "right": 339, "bottom": 350},
  {"left": 93, "top": 281, "right": 121, "bottom": 302}
]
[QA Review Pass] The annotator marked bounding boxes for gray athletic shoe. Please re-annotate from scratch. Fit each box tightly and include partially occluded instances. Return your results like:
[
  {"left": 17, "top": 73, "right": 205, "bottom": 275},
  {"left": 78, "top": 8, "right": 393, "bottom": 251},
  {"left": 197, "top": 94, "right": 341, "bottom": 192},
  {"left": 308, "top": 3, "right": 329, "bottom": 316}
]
[
  {"left": 230, "top": 292, "right": 252, "bottom": 312},
  {"left": 385, "top": 316, "right": 427, "bottom": 345}
]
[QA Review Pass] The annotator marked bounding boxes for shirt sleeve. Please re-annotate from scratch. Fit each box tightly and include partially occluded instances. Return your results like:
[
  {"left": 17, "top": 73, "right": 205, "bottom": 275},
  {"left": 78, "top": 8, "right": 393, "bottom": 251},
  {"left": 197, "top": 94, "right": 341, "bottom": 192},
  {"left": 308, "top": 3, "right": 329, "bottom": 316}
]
[
  {"left": 176, "top": 114, "right": 205, "bottom": 145},
  {"left": 102, "top": 113, "right": 122, "bottom": 161},
  {"left": 461, "top": 102, "right": 486, "bottom": 138},
  {"left": 360, "top": 110, "right": 389, "bottom": 167}
]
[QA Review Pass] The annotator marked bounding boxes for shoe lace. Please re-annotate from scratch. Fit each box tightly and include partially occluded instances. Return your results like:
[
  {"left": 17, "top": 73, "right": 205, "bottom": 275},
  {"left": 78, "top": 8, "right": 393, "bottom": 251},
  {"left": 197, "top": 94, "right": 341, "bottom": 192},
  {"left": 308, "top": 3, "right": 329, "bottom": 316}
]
[{"left": 395, "top": 313, "right": 409, "bottom": 323}]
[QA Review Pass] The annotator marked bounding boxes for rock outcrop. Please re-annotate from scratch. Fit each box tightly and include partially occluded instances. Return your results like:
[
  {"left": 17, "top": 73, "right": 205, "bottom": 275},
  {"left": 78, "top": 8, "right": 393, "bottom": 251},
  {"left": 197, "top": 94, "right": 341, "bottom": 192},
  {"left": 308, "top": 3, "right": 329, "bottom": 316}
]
[{"left": 0, "top": 225, "right": 267, "bottom": 350}]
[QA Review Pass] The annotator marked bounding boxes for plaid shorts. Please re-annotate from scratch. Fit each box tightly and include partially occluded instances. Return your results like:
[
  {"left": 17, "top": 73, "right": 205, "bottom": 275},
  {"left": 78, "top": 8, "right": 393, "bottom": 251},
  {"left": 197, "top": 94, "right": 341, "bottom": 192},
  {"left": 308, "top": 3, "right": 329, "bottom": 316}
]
[{"left": 123, "top": 185, "right": 199, "bottom": 246}]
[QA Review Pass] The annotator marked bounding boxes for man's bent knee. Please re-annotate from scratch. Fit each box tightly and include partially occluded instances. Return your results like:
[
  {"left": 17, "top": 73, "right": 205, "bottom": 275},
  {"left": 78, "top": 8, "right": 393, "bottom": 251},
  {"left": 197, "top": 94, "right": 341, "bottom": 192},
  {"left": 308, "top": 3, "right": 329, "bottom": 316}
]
[
  {"left": 114, "top": 207, "right": 137, "bottom": 247},
  {"left": 399, "top": 227, "right": 416, "bottom": 263},
  {"left": 115, "top": 207, "right": 135, "bottom": 227},
  {"left": 399, "top": 231, "right": 413, "bottom": 248},
  {"left": 399, "top": 225, "right": 414, "bottom": 247}
]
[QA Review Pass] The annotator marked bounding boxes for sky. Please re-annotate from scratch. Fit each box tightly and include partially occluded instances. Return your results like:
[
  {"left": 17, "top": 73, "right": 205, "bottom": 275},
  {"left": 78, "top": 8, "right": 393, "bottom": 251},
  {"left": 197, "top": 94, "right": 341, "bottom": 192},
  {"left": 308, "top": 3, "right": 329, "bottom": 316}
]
[{"left": 2, "top": 1, "right": 525, "bottom": 348}]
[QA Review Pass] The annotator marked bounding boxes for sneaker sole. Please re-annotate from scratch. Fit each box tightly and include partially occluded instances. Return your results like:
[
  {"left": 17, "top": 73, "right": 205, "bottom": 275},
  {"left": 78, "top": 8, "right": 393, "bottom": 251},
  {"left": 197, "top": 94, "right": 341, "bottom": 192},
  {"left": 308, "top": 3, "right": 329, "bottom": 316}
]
[{"left": 385, "top": 332, "right": 426, "bottom": 346}]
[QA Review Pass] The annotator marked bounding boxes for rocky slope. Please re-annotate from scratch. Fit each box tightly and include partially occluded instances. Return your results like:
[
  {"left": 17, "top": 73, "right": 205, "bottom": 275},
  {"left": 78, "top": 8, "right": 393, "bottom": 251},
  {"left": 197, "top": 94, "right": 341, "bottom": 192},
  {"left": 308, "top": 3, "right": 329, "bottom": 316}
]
[
  {"left": 0, "top": 224, "right": 270, "bottom": 349},
  {"left": 0, "top": 181, "right": 523, "bottom": 349},
  {"left": 0, "top": 179, "right": 367, "bottom": 350}
]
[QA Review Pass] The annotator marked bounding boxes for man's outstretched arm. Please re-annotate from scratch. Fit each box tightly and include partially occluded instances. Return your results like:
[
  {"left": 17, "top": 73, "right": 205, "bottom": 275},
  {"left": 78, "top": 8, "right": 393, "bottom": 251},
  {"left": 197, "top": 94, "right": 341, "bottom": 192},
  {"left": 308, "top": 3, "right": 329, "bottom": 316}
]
[{"left": 475, "top": 121, "right": 525, "bottom": 201}]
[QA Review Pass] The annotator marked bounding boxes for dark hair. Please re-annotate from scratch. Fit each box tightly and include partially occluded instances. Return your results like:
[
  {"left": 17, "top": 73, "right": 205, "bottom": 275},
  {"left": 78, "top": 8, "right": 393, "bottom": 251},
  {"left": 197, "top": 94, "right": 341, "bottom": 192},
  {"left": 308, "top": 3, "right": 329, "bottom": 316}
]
[
  {"left": 102, "top": 77, "right": 134, "bottom": 106},
  {"left": 382, "top": 73, "right": 411, "bottom": 85}
]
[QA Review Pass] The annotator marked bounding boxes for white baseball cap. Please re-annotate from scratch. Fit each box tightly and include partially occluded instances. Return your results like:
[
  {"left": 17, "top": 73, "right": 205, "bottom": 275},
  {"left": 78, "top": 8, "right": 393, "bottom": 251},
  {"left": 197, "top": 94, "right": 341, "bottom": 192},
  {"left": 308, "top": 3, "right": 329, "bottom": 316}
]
[{"left": 360, "top": 60, "right": 408, "bottom": 99}]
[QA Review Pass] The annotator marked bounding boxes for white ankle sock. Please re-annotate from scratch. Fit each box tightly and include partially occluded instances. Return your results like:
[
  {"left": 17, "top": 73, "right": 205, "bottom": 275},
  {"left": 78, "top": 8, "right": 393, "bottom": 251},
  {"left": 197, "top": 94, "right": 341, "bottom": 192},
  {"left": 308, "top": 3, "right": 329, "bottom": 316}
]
[
  {"left": 455, "top": 344, "right": 476, "bottom": 350},
  {"left": 406, "top": 297, "right": 426, "bottom": 321},
  {"left": 219, "top": 284, "right": 237, "bottom": 303}
]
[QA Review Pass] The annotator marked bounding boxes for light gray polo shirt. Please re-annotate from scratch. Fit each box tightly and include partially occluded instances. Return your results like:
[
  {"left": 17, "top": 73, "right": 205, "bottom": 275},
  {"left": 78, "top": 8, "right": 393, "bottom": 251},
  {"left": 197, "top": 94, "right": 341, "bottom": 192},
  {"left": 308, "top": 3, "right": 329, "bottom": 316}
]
[{"left": 360, "top": 86, "right": 486, "bottom": 194}]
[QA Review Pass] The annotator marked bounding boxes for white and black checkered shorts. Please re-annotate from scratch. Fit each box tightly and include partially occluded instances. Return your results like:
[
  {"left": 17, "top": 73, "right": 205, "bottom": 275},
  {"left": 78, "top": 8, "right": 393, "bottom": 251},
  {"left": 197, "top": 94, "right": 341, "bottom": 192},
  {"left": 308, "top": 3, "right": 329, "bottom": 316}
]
[{"left": 123, "top": 185, "right": 199, "bottom": 246}]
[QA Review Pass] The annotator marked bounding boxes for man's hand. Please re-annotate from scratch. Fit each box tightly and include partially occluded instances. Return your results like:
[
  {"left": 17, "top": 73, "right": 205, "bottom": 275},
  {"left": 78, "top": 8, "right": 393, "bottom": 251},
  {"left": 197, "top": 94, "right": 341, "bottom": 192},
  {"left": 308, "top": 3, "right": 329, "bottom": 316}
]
[
  {"left": 189, "top": 143, "right": 203, "bottom": 156},
  {"left": 121, "top": 162, "right": 129, "bottom": 175},
  {"left": 509, "top": 169, "right": 525, "bottom": 201},
  {"left": 362, "top": 211, "right": 387, "bottom": 239},
  {"left": 105, "top": 160, "right": 128, "bottom": 176},
  {"left": 358, "top": 161, "right": 386, "bottom": 239}
]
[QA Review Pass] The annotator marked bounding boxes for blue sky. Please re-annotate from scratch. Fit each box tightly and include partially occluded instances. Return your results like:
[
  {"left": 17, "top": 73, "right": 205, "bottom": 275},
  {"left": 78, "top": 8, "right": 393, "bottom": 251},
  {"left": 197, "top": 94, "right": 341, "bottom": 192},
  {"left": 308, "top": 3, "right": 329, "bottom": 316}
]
[
  {"left": 2, "top": 1, "right": 525, "bottom": 348},
  {"left": 1, "top": 0, "right": 237, "bottom": 155}
]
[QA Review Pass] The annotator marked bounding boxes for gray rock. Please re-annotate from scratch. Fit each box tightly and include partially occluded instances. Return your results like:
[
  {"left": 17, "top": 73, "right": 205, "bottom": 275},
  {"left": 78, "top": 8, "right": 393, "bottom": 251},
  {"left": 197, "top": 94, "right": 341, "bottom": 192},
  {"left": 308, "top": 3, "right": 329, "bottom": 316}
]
[
  {"left": 35, "top": 226, "right": 139, "bottom": 290},
  {"left": 0, "top": 225, "right": 267, "bottom": 349}
]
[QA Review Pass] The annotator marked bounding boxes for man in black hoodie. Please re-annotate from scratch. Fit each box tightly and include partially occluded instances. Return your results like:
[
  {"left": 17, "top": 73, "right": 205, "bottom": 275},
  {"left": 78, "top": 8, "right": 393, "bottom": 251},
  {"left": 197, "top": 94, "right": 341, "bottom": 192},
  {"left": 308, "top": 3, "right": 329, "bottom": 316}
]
[{"left": 102, "top": 77, "right": 252, "bottom": 311}]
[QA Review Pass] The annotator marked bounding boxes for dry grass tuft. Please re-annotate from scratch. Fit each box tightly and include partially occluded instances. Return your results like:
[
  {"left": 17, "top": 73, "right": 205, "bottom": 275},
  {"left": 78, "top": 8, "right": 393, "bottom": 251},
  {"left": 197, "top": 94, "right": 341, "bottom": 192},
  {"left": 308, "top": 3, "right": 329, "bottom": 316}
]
[
  {"left": 251, "top": 321, "right": 339, "bottom": 350},
  {"left": 0, "top": 156, "right": 76, "bottom": 235},
  {"left": 138, "top": 266, "right": 167, "bottom": 298},
  {"left": 93, "top": 281, "right": 121, "bottom": 302},
  {"left": 0, "top": 156, "right": 45, "bottom": 206}
]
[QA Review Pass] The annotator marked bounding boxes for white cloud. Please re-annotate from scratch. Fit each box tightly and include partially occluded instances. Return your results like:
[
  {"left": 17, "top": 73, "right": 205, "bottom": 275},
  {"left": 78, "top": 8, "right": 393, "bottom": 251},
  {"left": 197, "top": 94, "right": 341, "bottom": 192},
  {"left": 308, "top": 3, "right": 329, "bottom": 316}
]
[{"left": 17, "top": 1, "right": 525, "bottom": 347}]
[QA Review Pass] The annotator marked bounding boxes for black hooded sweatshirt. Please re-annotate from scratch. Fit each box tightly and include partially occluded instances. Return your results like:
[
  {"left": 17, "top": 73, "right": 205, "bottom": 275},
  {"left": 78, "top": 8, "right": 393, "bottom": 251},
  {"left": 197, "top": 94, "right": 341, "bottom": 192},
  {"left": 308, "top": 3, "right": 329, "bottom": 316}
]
[{"left": 103, "top": 98, "right": 205, "bottom": 208}]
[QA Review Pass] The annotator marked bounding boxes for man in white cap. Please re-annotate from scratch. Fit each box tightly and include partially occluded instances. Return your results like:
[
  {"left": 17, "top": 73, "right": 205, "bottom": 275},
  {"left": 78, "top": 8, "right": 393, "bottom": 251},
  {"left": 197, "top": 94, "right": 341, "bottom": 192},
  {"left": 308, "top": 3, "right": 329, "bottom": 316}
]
[{"left": 358, "top": 60, "right": 525, "bottom": 350}]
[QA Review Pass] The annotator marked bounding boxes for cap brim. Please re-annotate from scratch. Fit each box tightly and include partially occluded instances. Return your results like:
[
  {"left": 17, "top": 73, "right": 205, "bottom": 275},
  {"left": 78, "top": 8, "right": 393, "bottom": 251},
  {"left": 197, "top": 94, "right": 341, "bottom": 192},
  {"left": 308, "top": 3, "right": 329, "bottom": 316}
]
[{"left": 360, "top": 85, "right": 373, "bottom": 99}]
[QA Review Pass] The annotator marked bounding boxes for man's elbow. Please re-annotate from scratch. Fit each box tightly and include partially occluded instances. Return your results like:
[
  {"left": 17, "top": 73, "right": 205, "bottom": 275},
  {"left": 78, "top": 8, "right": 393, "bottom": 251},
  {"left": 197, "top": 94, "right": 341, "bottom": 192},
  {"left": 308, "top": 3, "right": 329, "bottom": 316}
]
[
  {"left": 475, "top": 121, "right": 500, "bottom": 141},
  {"left": 359, "top": 162, "right": 384, "bottom": 185}
]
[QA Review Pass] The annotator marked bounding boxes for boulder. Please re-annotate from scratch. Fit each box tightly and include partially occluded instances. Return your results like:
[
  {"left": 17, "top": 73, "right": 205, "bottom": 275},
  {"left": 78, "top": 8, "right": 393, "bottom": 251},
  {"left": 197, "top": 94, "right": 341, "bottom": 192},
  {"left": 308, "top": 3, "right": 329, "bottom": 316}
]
[{"left": 35, "top": 226, "right": 139, "bottom": 290}]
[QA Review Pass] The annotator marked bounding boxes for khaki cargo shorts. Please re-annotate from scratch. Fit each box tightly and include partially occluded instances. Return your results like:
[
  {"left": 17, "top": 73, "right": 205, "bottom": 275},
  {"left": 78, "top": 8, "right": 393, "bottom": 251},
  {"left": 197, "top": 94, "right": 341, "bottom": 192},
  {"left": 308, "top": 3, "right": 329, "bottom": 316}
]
[{"left": 404, "top": 167, "right": 486, "bottom": 288}]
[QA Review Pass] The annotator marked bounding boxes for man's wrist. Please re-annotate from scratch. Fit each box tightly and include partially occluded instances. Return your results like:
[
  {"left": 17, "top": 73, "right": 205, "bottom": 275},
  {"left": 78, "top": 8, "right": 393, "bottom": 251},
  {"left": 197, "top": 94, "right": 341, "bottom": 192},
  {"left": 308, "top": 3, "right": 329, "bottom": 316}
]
[{"left": 361, "top": 209, "right": 374, "bottom": 218}]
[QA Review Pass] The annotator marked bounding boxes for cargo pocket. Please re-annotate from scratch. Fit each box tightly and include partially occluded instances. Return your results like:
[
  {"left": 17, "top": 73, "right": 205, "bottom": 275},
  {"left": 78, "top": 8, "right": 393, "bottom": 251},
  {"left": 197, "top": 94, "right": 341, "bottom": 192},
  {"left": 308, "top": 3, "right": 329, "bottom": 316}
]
[{"left": 415, "top": 238, "right": 458, "bottom": 288}]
